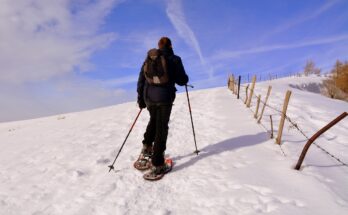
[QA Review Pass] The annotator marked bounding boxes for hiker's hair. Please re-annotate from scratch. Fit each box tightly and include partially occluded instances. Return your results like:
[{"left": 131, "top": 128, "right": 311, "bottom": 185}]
[{"left": 158, "top": 37, "right": 172, "bottom": 49}]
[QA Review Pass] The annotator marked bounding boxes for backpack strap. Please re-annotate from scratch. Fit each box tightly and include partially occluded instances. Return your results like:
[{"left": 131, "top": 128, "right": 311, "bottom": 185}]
[{"left": 158, "top": 55, "right": 169, "bottom": 84}]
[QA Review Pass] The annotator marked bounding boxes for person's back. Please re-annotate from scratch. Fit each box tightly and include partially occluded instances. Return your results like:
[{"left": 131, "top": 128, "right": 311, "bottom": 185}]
[
  {"left": 137, "top": 39, "right": 188, "bottom": 106},
  {"left": 136, "top": 37, "right": 189, "bottom": 177}
]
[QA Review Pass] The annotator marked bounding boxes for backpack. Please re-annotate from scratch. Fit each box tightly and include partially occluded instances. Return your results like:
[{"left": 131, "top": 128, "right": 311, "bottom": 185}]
[{"left": 143, "top": 49, "right": 169, "bottom": 85}]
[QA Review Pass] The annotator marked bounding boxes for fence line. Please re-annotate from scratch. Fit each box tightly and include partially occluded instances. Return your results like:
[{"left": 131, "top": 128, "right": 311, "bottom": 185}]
[
  {"left": 227, "top": 74, "right": 348, "bottom": 168},
  {"left": 237, "top": 90, "right": 287, "bottom": 157},
  {"left": 295, "top": 112, "right": 348, "bottom": 170}
]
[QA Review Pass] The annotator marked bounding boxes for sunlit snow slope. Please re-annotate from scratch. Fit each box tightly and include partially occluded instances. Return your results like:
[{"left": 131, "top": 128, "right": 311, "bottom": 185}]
[{"left": 0, "top": 76, "right": 347, "bottom": 215}]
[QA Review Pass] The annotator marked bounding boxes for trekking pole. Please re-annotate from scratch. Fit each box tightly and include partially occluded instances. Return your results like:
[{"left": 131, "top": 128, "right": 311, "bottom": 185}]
[
  {"left": 108, "top": 108, "right": 143, "bottom": 172},
  {"left": 185, "top": 84, "right": 200, "bottom": 155}
]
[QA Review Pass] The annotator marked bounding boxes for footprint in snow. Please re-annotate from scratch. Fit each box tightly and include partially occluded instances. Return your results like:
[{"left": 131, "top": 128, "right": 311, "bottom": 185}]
[
  {"left": 227, "top": 184, "right": 306, "bottom": 213},
  {"left": 96, "top": 158, "right": 111, "bottom": 165},
  {"left": 71, "top": 169, "right": 90, "bottom": 180}
]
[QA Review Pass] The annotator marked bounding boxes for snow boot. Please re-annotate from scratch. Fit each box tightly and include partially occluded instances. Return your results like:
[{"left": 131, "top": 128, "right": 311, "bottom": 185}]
[{"left": 141, "top": 144, "right": 153, "bottom": 157}]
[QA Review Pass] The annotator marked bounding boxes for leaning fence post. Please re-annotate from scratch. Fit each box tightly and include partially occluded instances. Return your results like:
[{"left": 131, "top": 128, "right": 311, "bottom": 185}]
[
  {"left": 244, "top": 84, "right": 249, "bottom": 104},
  {"left": 237, "top": 76, "right": 241, "bottom": 99},
  {"left": 276, "top": 90, "right": 292, "bottom": 145},
  {"left": 258, "top": 86, "right": 272, "bottom": 123},
  {"left": 246, "top": 75, "right": 256, "bottom": 107},
  {"left": 295, "top": 112, "right": 348, "bottom": 170},
  {"left": 254, "top": 95, "right": 261, "bottom": 118}
]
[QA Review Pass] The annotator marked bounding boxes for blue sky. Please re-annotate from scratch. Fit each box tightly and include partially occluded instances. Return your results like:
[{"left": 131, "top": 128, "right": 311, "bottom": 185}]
[
  {"left": 1, "top": 0, "right": 348, "bottom": 122},
  {"left": 87, "top": 0, "right": 348, "bottom": 87}
]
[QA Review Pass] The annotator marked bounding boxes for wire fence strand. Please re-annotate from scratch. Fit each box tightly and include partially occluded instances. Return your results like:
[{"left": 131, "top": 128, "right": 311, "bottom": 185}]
[{"left": 228, "top": 77, "right": 347, "bottom": 167}]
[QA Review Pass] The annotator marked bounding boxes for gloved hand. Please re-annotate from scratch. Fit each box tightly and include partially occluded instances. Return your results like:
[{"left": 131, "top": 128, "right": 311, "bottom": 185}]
[{"left": 138, "top": 100, "right": 146, "bottom": 109}]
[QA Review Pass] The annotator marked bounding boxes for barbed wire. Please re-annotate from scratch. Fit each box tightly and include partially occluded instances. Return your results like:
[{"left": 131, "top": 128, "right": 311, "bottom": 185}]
[
  {"left": 228, "top": 79, "right": 347, "bottom": 167},
  {"left": 256, "top": 96, "right": 283, "bottom": 115},
  {"left": 239, "top": 92, "right": 287, "bottom": 157},
  {"left": 282, "top": 112, "right": 347, "bottom": 167}
]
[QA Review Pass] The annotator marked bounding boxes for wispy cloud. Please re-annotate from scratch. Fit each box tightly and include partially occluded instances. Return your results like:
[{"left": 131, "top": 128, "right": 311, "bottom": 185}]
[
  {"left": 213, "top": 34, "right": 348, "bottom": 60},
  {"left": 166, "top": 0, "right": 214, "bottom": 77},
  {"left": 120, "top": 30, "right": 168, "bottom": 53},
  {"left": 264, "top": 0, "right": 340, "bottom": 38},
  {"left": 191, "top": 73, "right": 228, "bottom": 89},
  {"left": 102, "top": 75, "right": 138, "bottom": 87}
]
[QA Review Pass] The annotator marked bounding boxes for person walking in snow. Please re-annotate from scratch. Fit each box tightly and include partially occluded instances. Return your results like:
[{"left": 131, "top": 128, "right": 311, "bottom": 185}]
[{"left": 136, "top": 37, "right": 189, "bottom": 178}]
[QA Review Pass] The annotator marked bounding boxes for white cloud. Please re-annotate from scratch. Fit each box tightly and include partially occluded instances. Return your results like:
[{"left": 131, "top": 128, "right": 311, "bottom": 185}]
[
  {"left": 166, "top": 0, "right": 214, "bottom": 78},
  {"left": 0, "top": 77, "right": 135, "bottom": 122},
  {"left": 0, "top": 0, "right": 119, "bottom": 84},
  {"left": 0, "top": 0, "right": 133, "bottom": 122}
]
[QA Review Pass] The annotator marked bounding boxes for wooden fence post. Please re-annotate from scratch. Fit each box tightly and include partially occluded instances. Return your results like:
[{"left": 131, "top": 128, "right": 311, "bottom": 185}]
[
  {"left": 276, "top": 90, "right": 292, "bottom": 145},
  {"left": 244, "top": 84, "right": 249, "bottom": 104},
  {"left": 227, "top": 75, "right": 230, "bottom": 89},
  {"left": 257, "top": 86, "right": 272, "bottom": 123},
  {"left": 233, "top": 79, "right": 238, "bottom": 95},
  {"left": 254, "top": 95, "right": 261, "bottom": 119},
  {"left": 246, "top": 75, "right": 256, "bottom": 107},
  {"left": 295, "top": 112, "right": 348, "bottom": 170},
  {"left": 270, "top": 115, "right": 274, "bottom": 139},
  {"left": 237, "top": 76, "right": 241, "bottom": 99},
  {"left": 232, "top": 75, "right": 236, "bottom": 94},
  {"left": 228, "top": 75, "right": 233, "bottom": 91},
  {"left": 231, "top": 75, "right": 235, "bottom": 92}
]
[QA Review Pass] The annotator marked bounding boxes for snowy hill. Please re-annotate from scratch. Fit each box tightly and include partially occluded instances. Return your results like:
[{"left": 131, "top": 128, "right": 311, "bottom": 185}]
[{"left": 0, "top": 76, "right": 347, "bottom": 215}]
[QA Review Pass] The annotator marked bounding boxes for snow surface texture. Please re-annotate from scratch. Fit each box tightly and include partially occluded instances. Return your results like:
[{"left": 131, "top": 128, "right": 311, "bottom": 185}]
[{"left": 0, "top": 76, "right": 347, "bottom": 215}]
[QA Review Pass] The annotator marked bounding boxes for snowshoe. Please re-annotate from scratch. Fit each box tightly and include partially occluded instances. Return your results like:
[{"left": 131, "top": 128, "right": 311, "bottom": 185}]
[
  {"left": 143, "top": 158, "right": 173, "bottom": 181},
  {"left": 134, "top": 145, "right": 153, "bottom": 171},
  {"left": 134, "top": 154, "right": 152, "bottom": 170}
]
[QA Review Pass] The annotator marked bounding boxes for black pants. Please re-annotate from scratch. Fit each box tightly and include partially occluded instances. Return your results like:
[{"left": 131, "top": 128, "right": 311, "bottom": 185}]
[{"left": 142, "top": 104, "right": 172, "bottom": 166}]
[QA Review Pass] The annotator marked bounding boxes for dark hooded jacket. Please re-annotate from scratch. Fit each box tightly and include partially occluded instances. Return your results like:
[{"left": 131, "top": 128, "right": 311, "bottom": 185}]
[{"left": 137, "top": 48, "right": 189, "bottom": 106}]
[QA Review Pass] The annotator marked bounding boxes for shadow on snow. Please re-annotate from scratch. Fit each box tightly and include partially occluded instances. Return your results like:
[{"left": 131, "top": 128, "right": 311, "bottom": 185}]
[{"left": 171, "top": 132, "right": 268, "bottom": 172}]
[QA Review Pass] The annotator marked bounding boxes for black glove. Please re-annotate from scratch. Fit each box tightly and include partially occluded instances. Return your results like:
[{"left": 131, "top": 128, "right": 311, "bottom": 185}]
[{"left": 138, "top": 100, "right": 146, "bottom": 109}]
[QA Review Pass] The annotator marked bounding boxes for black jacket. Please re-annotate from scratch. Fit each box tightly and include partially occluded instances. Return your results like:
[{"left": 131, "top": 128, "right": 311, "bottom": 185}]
[{"left": 137, "top": 48, "right": 189, "bottom": 106}]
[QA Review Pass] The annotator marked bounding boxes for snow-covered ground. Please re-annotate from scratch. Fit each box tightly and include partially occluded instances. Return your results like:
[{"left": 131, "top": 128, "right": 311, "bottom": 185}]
[{"left": 0, "top": 76, "right": 347, "bottom": 215}]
